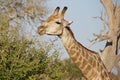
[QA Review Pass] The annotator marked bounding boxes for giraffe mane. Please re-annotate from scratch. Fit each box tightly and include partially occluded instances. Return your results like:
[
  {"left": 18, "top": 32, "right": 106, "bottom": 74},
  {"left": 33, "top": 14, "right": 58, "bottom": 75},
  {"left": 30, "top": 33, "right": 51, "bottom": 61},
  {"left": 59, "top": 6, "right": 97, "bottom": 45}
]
[
  {"left": 66, "top": 27, "right": 98, "bottom": 55},
  {"left": 66, "top": 27, "right": 74, "bottom": 37}
]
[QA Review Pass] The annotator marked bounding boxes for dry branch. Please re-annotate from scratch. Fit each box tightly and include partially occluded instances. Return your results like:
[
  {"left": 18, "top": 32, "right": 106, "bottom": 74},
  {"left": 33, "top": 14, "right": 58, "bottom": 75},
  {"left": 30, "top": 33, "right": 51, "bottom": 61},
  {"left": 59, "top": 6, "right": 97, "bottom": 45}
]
[{"left": 98, "top": 0, "right": 120, "bottom": 79}]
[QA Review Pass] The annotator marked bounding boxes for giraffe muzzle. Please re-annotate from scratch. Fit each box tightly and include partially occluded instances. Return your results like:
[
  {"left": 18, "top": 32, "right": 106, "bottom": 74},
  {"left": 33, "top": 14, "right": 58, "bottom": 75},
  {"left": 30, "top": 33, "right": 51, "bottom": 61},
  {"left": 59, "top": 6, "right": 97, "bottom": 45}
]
[{"left": 37, "top": 26, "right": 45, "bottom": 35}]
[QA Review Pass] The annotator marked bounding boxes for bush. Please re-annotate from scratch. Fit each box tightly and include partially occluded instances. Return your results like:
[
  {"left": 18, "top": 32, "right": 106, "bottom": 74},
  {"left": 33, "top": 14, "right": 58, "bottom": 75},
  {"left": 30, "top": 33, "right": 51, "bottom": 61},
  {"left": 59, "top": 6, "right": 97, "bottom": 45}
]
[
  {"left": 0, "top": 28, "right": 83, "bottom": 80},
  {"left": 0, "top": 29, "right": 49, "bottom": 80},
  {"left": 45, "top": 57, "right": 83, "bottom": 80},
  {"left": 0, "top": 13, "right": 83, "bottom": 80}
]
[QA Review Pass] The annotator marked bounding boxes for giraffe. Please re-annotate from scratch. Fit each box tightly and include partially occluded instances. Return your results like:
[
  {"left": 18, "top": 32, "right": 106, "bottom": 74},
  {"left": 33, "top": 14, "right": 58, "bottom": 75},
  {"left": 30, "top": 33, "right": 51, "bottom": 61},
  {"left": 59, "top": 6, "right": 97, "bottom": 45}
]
[{"left": 37, "top": 6, "right": 111, "bottom": 80}]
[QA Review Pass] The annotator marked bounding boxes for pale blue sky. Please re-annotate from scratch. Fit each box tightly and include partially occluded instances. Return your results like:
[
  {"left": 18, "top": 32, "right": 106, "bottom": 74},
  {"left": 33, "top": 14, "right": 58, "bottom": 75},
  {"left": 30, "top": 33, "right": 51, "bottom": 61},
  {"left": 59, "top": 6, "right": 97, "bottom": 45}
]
[{"left": 48, "top": 0, "right": 105, "bottom": 52}]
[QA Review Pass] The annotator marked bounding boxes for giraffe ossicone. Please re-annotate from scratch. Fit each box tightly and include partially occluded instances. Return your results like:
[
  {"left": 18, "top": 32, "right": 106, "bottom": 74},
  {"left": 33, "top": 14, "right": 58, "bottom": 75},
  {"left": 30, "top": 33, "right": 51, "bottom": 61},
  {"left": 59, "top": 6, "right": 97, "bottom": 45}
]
[{"left": 38, "top": 6, "right": 111, "bottom": 80}]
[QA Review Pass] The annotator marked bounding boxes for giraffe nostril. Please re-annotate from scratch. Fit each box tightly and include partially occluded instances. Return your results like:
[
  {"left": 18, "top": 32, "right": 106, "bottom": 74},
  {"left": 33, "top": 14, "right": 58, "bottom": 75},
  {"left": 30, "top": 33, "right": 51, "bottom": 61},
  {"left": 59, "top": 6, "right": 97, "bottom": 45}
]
[{"left": 37, "top": 26, "right": 45, "bottom": 35}]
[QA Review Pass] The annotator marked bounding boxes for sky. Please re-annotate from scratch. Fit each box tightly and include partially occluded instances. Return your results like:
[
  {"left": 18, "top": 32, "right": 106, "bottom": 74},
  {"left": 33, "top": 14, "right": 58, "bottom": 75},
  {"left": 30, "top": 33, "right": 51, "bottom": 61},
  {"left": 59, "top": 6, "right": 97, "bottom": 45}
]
[{"left": 43, "top": 0, "right": 119, "bottom": 58}]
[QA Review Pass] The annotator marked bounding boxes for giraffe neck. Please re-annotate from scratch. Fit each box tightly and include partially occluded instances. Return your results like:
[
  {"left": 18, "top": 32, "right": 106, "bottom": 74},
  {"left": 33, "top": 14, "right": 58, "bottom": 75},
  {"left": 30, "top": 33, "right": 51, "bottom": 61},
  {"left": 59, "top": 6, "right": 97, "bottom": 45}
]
[{"left": 59, "top": 27, "right": 111, "bottom": 80}]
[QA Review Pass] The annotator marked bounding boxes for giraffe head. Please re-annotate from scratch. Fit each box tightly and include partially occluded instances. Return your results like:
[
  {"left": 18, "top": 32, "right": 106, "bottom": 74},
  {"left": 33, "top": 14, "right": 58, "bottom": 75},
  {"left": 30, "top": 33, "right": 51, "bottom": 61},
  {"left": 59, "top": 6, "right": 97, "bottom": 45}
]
[{"left": 38, "top": 6, "right": 73, "bottom": 36}]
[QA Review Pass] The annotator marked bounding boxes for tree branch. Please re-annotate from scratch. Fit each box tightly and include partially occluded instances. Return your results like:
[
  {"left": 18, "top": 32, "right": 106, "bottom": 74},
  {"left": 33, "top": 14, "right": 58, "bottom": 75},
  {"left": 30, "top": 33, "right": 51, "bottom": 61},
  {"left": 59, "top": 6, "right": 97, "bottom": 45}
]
[{"left": 100, "top": 0, "right": 115, "bottom": 22}]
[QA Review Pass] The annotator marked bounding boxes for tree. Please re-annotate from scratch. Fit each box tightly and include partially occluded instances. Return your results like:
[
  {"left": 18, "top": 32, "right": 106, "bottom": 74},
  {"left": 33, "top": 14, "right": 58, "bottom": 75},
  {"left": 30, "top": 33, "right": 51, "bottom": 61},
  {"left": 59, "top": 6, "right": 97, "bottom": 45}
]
[
  {"left": 0, "top": 0, "right": 48, "bottom": 40},
  {"left": 92, "top": 0, "right": 120, "bottom": 79}
]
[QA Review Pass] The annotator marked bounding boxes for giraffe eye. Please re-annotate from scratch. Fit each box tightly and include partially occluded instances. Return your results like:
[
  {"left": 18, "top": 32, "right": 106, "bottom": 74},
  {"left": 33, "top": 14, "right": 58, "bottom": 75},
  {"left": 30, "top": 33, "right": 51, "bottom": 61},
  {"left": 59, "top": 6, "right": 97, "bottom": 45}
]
[{"left": 56, "top": 22, "right": 61, "bottom": 24}]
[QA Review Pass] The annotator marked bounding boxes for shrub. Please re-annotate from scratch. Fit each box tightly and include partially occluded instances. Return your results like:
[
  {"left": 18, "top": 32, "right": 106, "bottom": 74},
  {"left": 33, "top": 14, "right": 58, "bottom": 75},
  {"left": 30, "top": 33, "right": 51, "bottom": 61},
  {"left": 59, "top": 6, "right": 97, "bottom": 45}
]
[{"left": 0, "top": 29, "right": 49, "bottom": 80}]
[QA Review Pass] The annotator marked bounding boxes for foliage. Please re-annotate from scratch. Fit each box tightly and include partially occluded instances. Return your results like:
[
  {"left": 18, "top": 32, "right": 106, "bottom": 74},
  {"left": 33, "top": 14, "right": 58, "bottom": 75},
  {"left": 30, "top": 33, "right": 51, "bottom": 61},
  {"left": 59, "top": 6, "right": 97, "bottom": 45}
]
[
  {"left": 46, "top": 57, "right": 83, "bottom": 80},
  {"left": 0, "top": 25, "right": 48, "bottom": 80},
  {"left": 0, "top": 27, "right": 83, "bottom": 80}
]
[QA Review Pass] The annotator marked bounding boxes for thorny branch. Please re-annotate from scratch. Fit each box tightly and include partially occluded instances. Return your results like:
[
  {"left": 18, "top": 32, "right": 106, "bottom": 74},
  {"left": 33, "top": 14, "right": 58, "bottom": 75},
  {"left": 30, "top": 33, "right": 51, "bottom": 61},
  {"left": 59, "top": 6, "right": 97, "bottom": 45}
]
[{"left": 89, "top": 11, "right": 110, "bottom": 47}]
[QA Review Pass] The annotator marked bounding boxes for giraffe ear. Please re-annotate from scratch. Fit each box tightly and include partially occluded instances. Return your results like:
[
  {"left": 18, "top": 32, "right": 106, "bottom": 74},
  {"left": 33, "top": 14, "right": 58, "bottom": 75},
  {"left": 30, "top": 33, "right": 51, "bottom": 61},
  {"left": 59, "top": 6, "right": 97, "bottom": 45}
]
[
  {"left": 68, "top": 21, "right": 73, "bottom": 25},
  {"left": 53, "top": 7, "right": 60, "bottom": 16}
]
